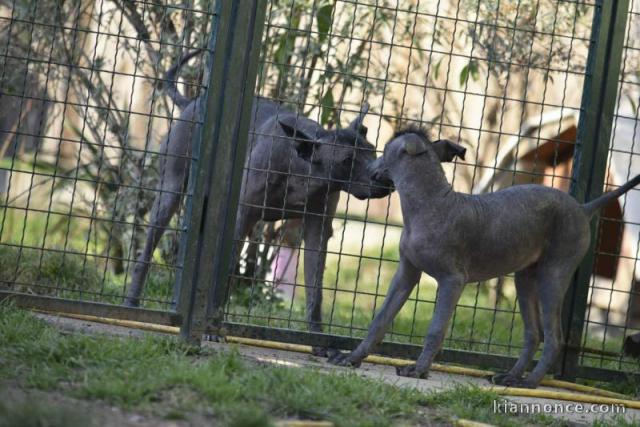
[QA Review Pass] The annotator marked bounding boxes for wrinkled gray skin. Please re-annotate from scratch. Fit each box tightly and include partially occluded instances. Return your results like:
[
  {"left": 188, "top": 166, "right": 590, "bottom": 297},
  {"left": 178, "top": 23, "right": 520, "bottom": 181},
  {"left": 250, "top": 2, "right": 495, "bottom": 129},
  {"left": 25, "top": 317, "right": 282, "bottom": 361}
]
[
  {"left": 125, "top": 53, "right": 390, "bottom": 353},
  {"left": 329, "top": 130, "right": 640, "bottom": 388}
]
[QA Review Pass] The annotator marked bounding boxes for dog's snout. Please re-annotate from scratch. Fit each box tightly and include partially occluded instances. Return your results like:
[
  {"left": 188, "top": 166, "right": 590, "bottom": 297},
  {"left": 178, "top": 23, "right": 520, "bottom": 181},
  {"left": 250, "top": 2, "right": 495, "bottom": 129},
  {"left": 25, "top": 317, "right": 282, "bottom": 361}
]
[
  {"left": 366, "top": 157, "right": 394, "bottom": 198},
  {"left": 368, "top": 157, "right": 383, "bottom": 178},
  {"left": 371, "top": 169, "right": 383, "bottom": 182},
  {"left": 371, "top": 171, "right": 378, "bottom": 181},
  {"left": 369, "top": 161, "right": 389, "bottom": 184}
]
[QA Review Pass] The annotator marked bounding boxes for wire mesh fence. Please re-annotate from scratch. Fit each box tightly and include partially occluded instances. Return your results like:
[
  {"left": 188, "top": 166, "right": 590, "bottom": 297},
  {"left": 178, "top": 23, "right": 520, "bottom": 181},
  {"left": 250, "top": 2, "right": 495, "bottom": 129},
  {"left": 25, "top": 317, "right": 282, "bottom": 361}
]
[
  {"left": 2, "top": 0, "right": 640, "bottom": 381},
  {"left": 224, "top": 0, "right": 604, "bottom": 366},
  {"left": 0, "top": 0, "right": 215, "bottom": 311}
]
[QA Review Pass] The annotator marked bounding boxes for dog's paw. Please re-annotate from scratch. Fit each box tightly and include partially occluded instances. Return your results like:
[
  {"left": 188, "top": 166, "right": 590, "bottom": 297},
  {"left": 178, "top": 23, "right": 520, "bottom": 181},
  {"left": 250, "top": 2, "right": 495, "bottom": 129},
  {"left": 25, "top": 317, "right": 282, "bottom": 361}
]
[
  {"left": 311, "top": 346, "right": 341, "bottom": 358},
  {"left": 490, "top": 373, "right": 520, "bottom": 386},
  {"left": 327, "top": 351, "right": 361, "bottom": 368},
  {"left": 396, "top": 364, "right": 429, "bottom": 379},
  {"left": 490, "top": 373, "right": 537, "bottom": 388}
]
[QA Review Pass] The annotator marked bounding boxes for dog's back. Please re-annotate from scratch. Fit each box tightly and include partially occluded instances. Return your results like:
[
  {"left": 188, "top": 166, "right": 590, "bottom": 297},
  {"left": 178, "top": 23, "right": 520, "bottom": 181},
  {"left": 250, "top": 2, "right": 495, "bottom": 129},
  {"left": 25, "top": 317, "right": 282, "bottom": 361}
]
[{"left": 452, "top": 185, "right": 591, "bottom": 282}]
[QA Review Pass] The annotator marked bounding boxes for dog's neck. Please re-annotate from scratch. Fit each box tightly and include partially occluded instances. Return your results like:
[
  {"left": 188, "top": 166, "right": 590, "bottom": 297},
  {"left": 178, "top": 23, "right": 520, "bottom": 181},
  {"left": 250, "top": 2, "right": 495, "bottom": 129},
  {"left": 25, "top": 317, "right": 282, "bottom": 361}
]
[{"left": 392, "top": 159, "right": 457, "bottom": 214}]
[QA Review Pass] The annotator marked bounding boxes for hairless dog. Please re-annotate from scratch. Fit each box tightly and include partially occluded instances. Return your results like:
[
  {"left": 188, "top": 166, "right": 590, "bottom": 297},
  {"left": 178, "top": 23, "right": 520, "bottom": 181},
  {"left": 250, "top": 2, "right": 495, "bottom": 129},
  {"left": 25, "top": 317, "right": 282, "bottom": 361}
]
[
  {"left": 124, "top": 53, "right": 392, "bottom": 355},
  {"left": 329, "top": 127, "right": 640, "bottom": 388}
]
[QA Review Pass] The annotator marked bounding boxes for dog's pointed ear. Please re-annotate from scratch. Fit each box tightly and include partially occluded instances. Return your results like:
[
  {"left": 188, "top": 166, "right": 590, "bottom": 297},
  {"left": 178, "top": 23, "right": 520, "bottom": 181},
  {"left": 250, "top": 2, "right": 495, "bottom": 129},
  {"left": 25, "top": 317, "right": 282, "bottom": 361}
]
[
  {"left": 278, "top": 115, "right": 324, "bottom": 163},
  {"left": 348, "top": 102, "right": 369, "bottom": 136},
  {"left": 432, "top": 139, "right": 466, "bottom": 162},
  {"left": 404, "top": 138, "right": 428, "bottom": 156}
]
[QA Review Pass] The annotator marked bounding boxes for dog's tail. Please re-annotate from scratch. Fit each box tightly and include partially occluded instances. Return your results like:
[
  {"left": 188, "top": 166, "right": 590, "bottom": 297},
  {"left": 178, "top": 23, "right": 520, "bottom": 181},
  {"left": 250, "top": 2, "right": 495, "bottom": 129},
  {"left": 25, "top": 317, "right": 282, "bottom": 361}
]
[
  {"left": 164, "top": 49, "right": 204, "bottom": 110},
  {"left": 582, "top": 174, "right": 640, "bottom": 217}
]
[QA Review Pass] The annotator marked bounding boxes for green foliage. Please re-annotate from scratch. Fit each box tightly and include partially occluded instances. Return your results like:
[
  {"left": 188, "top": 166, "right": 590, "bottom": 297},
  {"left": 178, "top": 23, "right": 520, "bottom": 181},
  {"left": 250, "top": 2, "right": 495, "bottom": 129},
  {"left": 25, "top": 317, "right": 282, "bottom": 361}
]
[
  {"left": 459, "top": 0, "right": 592, "bottom": 77},
  {"left": 316, "top": 2, "right": 333, "bottom": 42},
  {"left": 459, "top": 60, "right": 480, "bottom": 87},
  {"left": 259, "top": 0, "right": 434, "bottom": 125}
]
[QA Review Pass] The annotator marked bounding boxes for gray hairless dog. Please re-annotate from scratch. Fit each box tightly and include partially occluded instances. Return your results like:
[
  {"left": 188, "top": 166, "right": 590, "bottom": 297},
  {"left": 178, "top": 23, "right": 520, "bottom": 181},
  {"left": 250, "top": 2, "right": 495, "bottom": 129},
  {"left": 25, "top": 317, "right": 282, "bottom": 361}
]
[
  {"left": 124, "top": 53, "right": 392, "bottom": 354},
  {"left": 329, "top": 127, "right": 640, "bottom": 388}
]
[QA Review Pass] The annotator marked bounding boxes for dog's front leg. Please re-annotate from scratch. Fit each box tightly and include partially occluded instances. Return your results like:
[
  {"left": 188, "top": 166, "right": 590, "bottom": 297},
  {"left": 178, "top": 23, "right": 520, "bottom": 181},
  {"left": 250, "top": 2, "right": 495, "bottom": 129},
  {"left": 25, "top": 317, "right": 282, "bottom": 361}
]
[
  {"left": 302, "top": 193, "right": 339, "bottom": 357},
  {"left": 303, "top": 213, "right": 333, "bottom": 356},
  {"left": 329, "top": 256, "right": 421, "bottom": 367},
  {"left": 396, "top": 277, "right": 464, "bottom": 379}
]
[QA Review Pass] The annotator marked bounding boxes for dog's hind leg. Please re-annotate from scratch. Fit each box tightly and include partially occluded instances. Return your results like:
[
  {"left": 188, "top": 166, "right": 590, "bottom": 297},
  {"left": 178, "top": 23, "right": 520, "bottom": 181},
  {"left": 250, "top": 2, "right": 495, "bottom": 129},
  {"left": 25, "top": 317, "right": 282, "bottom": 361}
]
[
  {"left": 124, "top": 104, "right": 197, "bottom": 307},
  {"left": 125, "top": 181, "right": 182, "bottom": 307},
  {"left": 509, "top": 258, "right": 580, "bottom": 388},
  {"left": 514, "top": 224, "right": 590, "bottom": 388},
  {"left": 492, "top": 265, "right": 541, "bottom": 385}
]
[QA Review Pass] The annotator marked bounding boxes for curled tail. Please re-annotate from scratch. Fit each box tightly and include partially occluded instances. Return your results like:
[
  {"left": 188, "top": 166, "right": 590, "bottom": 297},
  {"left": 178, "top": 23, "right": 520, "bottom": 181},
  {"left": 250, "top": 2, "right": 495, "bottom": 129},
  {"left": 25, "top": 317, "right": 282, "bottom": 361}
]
[
  {"left": 164, "top": 49, "right": 204, "bottom": 110},
  {"left": 582, "top": 174, "right": 640, "bottom": 217}
]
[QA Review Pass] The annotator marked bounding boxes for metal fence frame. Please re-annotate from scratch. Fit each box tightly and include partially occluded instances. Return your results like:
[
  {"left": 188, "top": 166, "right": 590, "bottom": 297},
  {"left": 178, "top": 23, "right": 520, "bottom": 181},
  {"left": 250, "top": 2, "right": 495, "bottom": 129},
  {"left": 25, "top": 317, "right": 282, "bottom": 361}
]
[
  {"left": 177, "top": 0, "right": 268, "bottom": 343},
  {"left": 561, "top": 0, "right": 631, "bottom": 381}
]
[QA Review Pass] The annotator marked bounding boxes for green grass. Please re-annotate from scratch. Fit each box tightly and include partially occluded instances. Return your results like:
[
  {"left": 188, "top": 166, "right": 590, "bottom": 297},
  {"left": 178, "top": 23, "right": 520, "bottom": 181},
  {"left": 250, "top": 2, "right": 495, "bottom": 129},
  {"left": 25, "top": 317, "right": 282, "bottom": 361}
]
[
  {"left": 0, "top": 243, "right": 175, "bottom": 309},
  {"left": 593, "top": 416, "right": 640, "bottom": 427},
  {"left": 586, "top": 377, "right": 640, "bottom": 398},
  {"left": 0, "top": 244, "right": 103, "bottom": 297},
  {"left": 0, "top": 398, "right": 90, "bottom": 427},
  {"left": 0, "top": 304, "right": 565, "bottom": 426}
]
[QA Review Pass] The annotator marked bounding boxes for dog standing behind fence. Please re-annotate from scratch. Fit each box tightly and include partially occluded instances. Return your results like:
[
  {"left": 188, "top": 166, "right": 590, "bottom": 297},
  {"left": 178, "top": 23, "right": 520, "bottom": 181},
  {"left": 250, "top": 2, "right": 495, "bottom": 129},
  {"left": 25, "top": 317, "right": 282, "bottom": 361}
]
[
  {"left": 329, "top": 127, "right": 640, "bottom": 388},
  {"left": 124, "top": 52, "right": 393, "bottom": 353}
]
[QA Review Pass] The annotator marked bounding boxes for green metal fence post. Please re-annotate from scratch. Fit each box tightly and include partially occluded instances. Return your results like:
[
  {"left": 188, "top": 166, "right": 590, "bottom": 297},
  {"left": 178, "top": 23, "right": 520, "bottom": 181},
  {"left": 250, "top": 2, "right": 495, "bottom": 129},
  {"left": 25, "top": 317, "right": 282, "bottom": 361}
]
[
  {"left": 560, "top": 0, "right": 629, "bottom": 380},
  {"left": 177, "top": 1, "right": 268, "bottom": 343}
]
